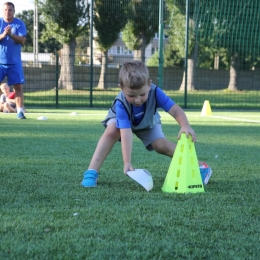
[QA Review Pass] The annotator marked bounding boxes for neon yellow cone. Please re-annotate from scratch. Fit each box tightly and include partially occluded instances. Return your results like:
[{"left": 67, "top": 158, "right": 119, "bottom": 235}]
[
  {"left": 201, "top": 100, "right": 212, "bottom": 116},
  {"left": 162, "top": 133, "right": 204, "bottom": 193}
]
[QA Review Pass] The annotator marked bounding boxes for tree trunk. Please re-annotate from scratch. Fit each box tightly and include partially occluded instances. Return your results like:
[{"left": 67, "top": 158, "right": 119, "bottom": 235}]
[
  {"left": 134, "top": 33, "right": 146, "bottom": 63},
  {"left": 227, "top": 54, "right": 239, "bottom": 91},
  {"left": 179, "top": 42, "right": 199, "bottom": 91},
  {"left": 97, "top": 51, "right": 108, "bottom": 89},
  {"left": 58, "top": 39, "right": 76, "bottom": 90},
  {"left": 134, "top": 50, "right": 141, "bottom": 61}
]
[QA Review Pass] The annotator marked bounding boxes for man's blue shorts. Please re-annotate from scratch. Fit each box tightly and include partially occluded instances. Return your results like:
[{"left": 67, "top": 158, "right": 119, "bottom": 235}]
[{"left": 0, "top": 63, "right": 25, "bottom": 85}]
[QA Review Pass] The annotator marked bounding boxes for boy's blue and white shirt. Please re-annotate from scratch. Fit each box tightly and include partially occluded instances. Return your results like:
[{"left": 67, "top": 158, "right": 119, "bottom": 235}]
[{"left": 102, "top": 84, "right": 175, "bottom": 133}]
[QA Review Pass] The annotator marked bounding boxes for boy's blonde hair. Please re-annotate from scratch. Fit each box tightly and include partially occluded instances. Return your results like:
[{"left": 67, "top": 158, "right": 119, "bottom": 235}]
[{"left": 119, "top": 60, "right": 150, "bottom": 89}]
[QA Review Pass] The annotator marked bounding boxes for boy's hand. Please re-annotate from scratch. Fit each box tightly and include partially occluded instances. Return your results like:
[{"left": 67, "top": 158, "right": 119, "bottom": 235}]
[
  {"left": 124, "top": 163, "right": 135, "bottom": 174},
  {"left": 178, "top": 125, "right": 197, "bottom": 142},
  {"left": 168, "top": 104, "right": 197, "bottom": 142}
]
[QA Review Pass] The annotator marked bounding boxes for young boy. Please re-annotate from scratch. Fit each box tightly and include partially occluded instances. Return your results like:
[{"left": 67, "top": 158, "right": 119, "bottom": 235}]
[
  {"left": 81, "top": 60, "right": 212, "bottom": 188},
  {"left": 0, "top": 83, "right": 16, "bottom": 112}
]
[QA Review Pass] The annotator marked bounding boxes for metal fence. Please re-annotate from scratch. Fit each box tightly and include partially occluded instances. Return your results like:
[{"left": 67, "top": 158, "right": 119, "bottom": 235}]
[{"left": 18, "top": 0, "right": 260, "bottom": 110}]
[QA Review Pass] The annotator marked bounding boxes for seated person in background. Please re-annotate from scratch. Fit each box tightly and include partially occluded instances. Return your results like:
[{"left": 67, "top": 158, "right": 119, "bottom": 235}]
[
  {"left": 0, "top": 83, "right": 3, "bottom": 111},
  {"left": 0, "top": 83, "right": 16, "bottom": 113}
]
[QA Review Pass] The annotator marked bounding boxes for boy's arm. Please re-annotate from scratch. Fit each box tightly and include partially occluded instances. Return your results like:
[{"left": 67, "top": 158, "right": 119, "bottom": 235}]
[
  {"left": 168, "top": 104, "right": 197, "bottom": 142},
  {"left": 120, "top": 128, "right": 134, "bottom": 173},
  {"left": 6, "top": 98, "right": 15, "bottom": 104}
]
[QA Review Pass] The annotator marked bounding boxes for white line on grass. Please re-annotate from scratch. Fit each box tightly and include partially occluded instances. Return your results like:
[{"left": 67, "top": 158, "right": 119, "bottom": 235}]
[
  {"left": 159, "top": 113, "right": 260, "bottom": 123},
  {"left": 24, "top": 113, "right": 107, "bottom": 116},
  {"left": 210, "top": 116, "right": 260, "bottom": 123},
  {"left": 19, "top": 113, "right": 260, "bottom": 123}
]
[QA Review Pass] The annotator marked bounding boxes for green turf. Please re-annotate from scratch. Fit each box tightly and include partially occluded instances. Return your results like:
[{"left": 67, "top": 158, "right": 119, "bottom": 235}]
[
  {"left": 23, "top": 89, "right": 260, "bottom": 110},
  {"left": 1, "top": 109, "right": 260, "bottom": 259}
]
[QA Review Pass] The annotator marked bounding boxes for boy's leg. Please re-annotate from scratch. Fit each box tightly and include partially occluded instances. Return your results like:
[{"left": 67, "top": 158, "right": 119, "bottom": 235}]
[
  {"left": 151, "top": 135, "right": 206, "bottom": 165},
  {"left": 82, "top": 122, "right": 120, "bottom": 187},
  {"left": 88, "top": 122, "right": 120, "bottom": 171},
  {"left": 151, "top": 138, "right": 176, "bottom": 157},
  {"left": 5, "top": 103, "right": 16, "bottom": 113}
]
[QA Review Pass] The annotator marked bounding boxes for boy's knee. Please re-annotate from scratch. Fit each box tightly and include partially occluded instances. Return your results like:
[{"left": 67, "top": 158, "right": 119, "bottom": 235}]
[
  {"left": 154, "top": 143, "right": 166, "bottom": 154},
  {"left": 152, "top": 139, "right": 175, "bottom": 157}
]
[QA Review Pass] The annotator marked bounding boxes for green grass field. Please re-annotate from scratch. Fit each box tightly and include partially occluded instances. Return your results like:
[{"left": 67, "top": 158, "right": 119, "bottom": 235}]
[
  {"left": 24, "top": 89, "right": 260, "bottom": 110},
  {"left": 1, "top": 109, "right": 260, "bottom": 259}
]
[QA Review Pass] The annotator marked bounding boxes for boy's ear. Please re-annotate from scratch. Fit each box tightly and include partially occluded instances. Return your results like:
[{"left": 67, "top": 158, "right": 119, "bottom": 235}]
[{"left": 118, "top": 83, "right": 123, "bottom": 90}]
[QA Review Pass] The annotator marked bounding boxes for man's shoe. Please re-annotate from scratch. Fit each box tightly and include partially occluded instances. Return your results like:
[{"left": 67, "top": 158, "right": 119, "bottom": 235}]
[
  {"left": 81, "top": 169, "right": 98, "bottom": 187},
  {"left": 200, "top": 163, "right": 212, "bottom": 185},
  {"left": 17, "top": 111, "right": 26, "bottom": 119}
]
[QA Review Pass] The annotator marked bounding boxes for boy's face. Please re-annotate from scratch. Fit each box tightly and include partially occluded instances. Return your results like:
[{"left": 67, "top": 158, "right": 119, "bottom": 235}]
[
  {"left": 1, "top": 84, "right": 10, "bottom": 95},
  {"left": 121, "top": 84, "right": 151, "bottom": 106}
]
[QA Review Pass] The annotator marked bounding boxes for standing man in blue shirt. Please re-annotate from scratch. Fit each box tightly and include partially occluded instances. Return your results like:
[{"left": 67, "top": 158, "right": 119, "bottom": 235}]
[{"left": 0, "top": 2, "right": 26, "bottom": 119}]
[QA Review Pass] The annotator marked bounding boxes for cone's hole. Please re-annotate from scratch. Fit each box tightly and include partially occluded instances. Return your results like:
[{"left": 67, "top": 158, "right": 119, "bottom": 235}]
[
  {"left": 177, "top": 169, "right": 180, "bottom": 177},
  {"left": 189, "top": 144, "right": 192, "bottom": 152},
  {"left": 190, "top": 157, "right": 194, "bottom": 165},
  {"left": 192, "top": 169, "right": 195, "bottom": 178},
  {"left": 178, "top": 157, "right": 182, "bottom": 165},
  {"left": 180, "top": 144, "right": 184, "bottom": 153},
  {"left": 175, "top": 182, "right": 178, "bottom": 190}
]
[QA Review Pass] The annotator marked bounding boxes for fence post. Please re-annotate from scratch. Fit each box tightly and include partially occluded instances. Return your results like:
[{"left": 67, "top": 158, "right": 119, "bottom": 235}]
[
  {"left": 184, "top": 0, "right": 189, "bottom": 108},
  {"left": 55, "top": 51, "right": 59, "bottom": 108},
  {"left": 89, "top": 0, "right": 94, "bottom": 107},
  {"left": 158, "top": 0, "right": 164, "bottom": 89}
]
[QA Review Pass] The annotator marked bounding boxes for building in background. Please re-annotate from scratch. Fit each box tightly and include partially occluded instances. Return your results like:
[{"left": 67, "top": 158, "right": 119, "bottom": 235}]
[{"left": 89, "top": 32, "right": 168, "bottom": 66}]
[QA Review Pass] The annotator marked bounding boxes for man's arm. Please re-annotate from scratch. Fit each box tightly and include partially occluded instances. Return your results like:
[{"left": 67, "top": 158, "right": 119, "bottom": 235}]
[
  {"left": 0, "top": 27, "right": 8, "bottom": 40},
  {"left": 9, "top": 34, "right": 26, "bottom": 45},
  {"left": 2, "top": 25, "right": 26, "bottom": 45}
]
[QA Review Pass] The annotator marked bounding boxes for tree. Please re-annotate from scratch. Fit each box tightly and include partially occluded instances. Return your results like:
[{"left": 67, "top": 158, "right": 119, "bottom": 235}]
[
  {"left": 122, "top": 0, "right": 160, "bottom": 63},
  {"left": 36, "top": 0, "right": 89, "bottom": 90},
  {"left": 15, "top": 10, "right": 62, "bottom": 53},
  {"left": 165, "top": 0, "right": 260, "bottom": 91},
  {"left": 208, "top": 0, "right": 260, "bottom": 90},
  {"left": 164, "top": 0, "right": 210, "bottom": 91},
  {"left": 93, "top": 0, "right": 130, "bottom": 89},
  {"left": 15, "top": 10, "right": 34, "bottom": 52},
  {"left": 75, "top": 35, "right": 89, "bottom": 65},
  {"left": 163, "top": 3, "right": 186, "bottom": 68}
]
